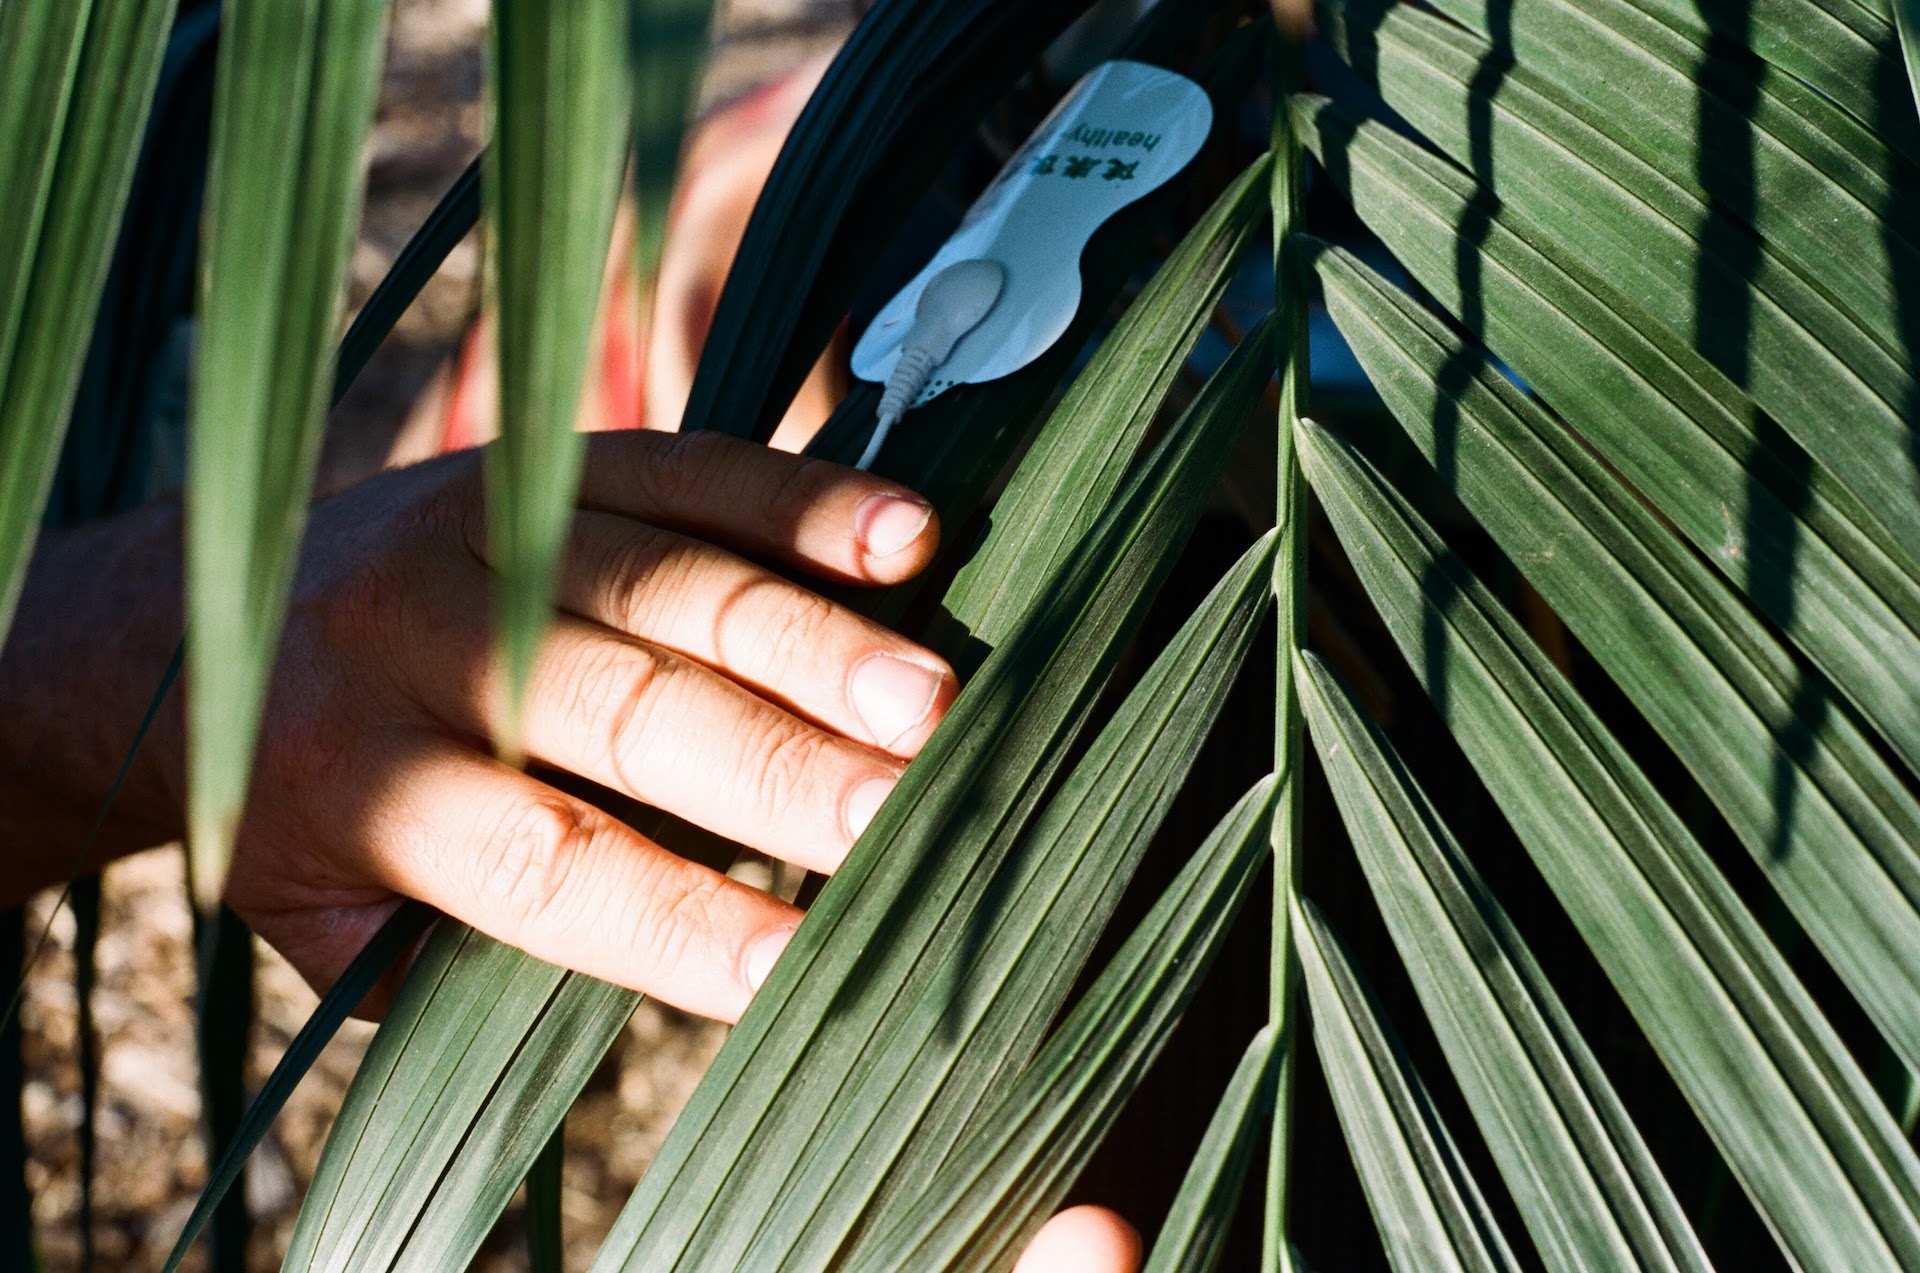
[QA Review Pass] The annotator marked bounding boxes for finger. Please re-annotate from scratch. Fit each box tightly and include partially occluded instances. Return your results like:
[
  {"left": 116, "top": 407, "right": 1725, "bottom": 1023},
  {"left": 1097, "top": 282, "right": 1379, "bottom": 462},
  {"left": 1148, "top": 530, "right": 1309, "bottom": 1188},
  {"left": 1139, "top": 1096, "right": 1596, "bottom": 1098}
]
[
  {"left": 510, "top": 618, "right": 904, "bottom": 873},
  {"left": 366, "top": 737, "right": 800, "bottom": 1023},
  {"left": 559, "top": 510, "right": 955, "bottom": 755},
  {"left": 1014, "top": 1207, "right": 1143, "bottom": 1273},
  {"left": 571, "top": 429, "right": 940, "bottom": 584}
]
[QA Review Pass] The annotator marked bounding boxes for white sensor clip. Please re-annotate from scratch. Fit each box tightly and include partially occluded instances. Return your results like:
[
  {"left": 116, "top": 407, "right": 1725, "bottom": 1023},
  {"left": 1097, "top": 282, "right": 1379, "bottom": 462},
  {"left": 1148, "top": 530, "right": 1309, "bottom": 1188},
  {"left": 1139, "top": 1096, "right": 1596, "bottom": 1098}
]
[{"left": 857, "top": 258, "right": 1006, "bottom": 470}]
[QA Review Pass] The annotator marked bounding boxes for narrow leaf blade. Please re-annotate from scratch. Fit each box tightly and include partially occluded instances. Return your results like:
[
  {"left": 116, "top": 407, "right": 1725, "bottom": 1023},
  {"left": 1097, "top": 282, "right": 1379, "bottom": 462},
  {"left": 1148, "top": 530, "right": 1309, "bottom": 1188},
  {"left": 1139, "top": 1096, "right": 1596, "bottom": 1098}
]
[{"left": 187, "top": 0, "right": 389, "bottom": 904}]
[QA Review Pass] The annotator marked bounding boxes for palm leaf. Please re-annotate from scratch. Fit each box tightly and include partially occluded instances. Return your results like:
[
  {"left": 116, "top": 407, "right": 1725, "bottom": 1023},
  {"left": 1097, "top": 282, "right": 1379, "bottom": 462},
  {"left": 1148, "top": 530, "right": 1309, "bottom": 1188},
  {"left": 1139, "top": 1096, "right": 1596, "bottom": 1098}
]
[
  {"left": 941, "top": 153, "right": 1272, "bottom": 636},
  {"left": 1616, "top": 0, "right": 1919, "bottom": 160},
  {"left": 1896, "top": 0, "right": 1920, "bottom": 116},
  {"left": 1292, "top": 90, "right": 1920, "bottom": 779},
  {"left": 281, "top": 919, "right": 638, "bottom": 1272},
  {"left": 1424, "top": 0, "right": 1917, "bottom": 373},
  {"left": 483, "top": 0, "right": 632, "bottom": 749},
  {"left": 1263, "top": 42, "right": 1314, "bottom": 1267},
  {"left": 0, "top": 0, "right": 176, "bottom": 644},
  {"left": 193, "top": 906, "right": 254, "bottom": 1273},
  {"left": 737, "top": 528, "right": 1277, "bottom": 1272},
  {"left": 1298, "top": 416, "right": 1920, "bottom": 1270},
  {"left": 1299, "top": 652, "right": 1707, "bottom": 1271},
  {"left": 1309, "top": 238, "right": 1920, "bottom": 1076},
  {"left": 840, "top": 779, "right": 1279, "bottom": 1272},
  {"left": 185, "top": 0, "right": 389, "bottom": 905},
  {"left": 163, "top": 903, "right": 432, "bottom": 1272},
  {"left": 334, "top": 155, "right": 481, "bottom": 404},
  {"left": 1296, "top": 898, "right": 1522, "bottom": 1273},
  {"left": 1316, "top": 1, "right": 1920, "bottom": 572},
  {"left": 628, "top": 0, "right": 712, "bottom": 281}
]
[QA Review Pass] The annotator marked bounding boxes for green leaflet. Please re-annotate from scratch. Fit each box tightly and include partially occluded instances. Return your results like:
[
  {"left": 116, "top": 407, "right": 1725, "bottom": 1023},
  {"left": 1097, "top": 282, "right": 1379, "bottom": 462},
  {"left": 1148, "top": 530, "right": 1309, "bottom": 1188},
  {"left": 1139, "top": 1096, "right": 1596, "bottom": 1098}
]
[
  {"left": 942, "top": 153, "right": 1273, "bottom": 640},
  {"left": 682, "top": 0, "right": 1114, "bottom": 443},
  {"left": 36, "top": 137, "right": 476, "bottom": 1248},
  {"left": 484, "top": 0, "right": 632, "bottom": 750},
  {"left": 1418, "top": 0, "right": 1919, "bottom": 361},
  {"left": 282, "top": 919, "right": 637, "bottom": 1273},
  {"left": 1315, "top": 2, "right": 1920, "bottom": 578},
  {"left": 285, "top": 925, "right": 568, "bottom": 1271},
  {"left": 1310, "top": 239, "right": 1920, "bottom": 1075},
  {"left": 185, "top": 0, "right": 388, "bottom": 906},
  {"left": 163, "top": 903, "right": 433, "bottom": 1273},
  {"left": 1141, "top": 1026, "right": 1279, "bottom": 1273},
  {"left": 628, "top": 0, "right": 712, "bottom": 282},
  {"left": 740, "top": 528, "right": 1278, "bottom": 1272},
  {"left": 1298, "top": 652, "right": 1706, "bottom": 1271},
  {"left": 0, "top": 0, "right": 175, "bottom": 645},
  {"left": 1296, "top": 899, "right": 1521, "bottom": 1273},
  {"left": 1291, "top": 92, "right": 1920, "bottom": 780},
  {"left": 841, "top": 778, "right": 1279, "bottom": 1273},
  {"left": 591, "top": 306, "right": 1267, "bottom": 1273},
  {"left": 1620, "top": 0, "right": 1920, "bottom": 160},
  {"left": 1299, "top": 416, "right": 1920, "bottom": 1270}
]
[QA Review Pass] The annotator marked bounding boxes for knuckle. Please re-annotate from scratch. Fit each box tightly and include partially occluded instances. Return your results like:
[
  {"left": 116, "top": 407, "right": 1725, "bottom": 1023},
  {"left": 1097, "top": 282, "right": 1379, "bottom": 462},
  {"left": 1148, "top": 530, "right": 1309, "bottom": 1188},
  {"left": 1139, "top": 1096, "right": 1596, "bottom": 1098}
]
[
  {"left": 641, "top": 430, "right": 736, "bottom": 510},
  {"left": 749, "top": 589, "right": 838, "bottom": 675},
  {"left": 744, "top": 716, "right": 829, "bottom": 816},
  {"left": 628, "top": 862, "right": 727, "bottom": 983},
  {"left": 475, "top": 795, "right": 596, "bottom": 926},
  {"left": 598, "top": 525, "right": 683, "bottom": 633},
  {"left": 766, "top": 455, "right": 838, "bottom": 535},
  {"left": 588, "top": 643, "right": 668, "bottom": 780}
]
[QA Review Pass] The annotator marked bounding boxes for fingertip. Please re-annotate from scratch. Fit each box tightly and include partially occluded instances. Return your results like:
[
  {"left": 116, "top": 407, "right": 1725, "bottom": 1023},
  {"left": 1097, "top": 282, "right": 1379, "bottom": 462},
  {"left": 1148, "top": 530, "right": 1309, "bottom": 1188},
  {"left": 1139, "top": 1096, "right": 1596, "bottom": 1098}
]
[
  {"left": 744, "top": 923, "right": 796, "bottom": 995},
  {"left": 853, "top": 491, "right": 938, "bottom": 581},
  {"left": 1015, "top": 1206, "right": 1143, "bottom": 1273},
  {"left": 848, "top": 652, "right": 957, "bottom": 757}
]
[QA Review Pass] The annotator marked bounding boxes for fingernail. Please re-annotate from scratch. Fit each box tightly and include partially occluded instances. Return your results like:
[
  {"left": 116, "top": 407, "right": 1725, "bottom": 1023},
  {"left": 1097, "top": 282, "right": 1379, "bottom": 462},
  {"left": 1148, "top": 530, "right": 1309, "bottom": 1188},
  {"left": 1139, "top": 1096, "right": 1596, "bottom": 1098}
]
[
  {"left": 844, "top": 774, "right": 896, "bottom": 841},
  {"left": 745, "top": 925, "right": 796, "bottom": 993},
  {"left": 855, "top": 494, "right": 932, "bottom": 561},
  {"left": 850, "top": 655, "right": 944, "bottom": 750}
]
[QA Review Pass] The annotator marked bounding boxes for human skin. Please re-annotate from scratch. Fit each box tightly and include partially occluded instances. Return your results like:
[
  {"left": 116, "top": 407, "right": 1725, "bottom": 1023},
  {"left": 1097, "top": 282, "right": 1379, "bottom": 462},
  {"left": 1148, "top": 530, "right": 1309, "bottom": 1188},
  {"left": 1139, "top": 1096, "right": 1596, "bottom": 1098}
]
[{"left": 0, "top": 428, "right": 957, "bottom": 1023}]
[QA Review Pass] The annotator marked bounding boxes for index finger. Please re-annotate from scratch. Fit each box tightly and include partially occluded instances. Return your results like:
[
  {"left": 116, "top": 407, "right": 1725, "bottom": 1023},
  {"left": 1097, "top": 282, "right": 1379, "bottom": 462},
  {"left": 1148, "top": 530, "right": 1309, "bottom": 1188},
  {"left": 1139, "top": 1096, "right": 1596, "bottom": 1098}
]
[{"left": 575, "top": 430, "right": 940, "bottom": 585}]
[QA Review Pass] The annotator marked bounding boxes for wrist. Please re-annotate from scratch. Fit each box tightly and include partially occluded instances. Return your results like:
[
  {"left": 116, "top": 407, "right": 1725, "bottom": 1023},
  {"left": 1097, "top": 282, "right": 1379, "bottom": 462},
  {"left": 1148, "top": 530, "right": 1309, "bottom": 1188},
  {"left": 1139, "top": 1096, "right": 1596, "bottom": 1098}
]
[{"left": 0, "top": 498, "right": 186, "bottom": 897}]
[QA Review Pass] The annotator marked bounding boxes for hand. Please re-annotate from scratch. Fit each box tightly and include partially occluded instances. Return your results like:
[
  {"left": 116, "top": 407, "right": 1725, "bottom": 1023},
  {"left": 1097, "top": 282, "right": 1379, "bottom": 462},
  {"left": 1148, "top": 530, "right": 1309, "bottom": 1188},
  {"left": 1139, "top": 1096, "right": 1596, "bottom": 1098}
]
[
  {"left": 241, "top": 428, "right": 960, "bottom": 1020},
  {"left": 0, "top": 429, "right": 955, "bottom": 1022}
]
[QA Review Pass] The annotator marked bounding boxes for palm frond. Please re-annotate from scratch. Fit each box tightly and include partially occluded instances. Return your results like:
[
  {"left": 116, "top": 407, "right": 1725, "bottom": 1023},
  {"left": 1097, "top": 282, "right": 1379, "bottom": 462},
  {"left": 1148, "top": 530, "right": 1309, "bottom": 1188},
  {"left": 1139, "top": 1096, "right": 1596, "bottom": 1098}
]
[{"left": 1300, "top": 415, "right": 1920, "bottom": 1269}]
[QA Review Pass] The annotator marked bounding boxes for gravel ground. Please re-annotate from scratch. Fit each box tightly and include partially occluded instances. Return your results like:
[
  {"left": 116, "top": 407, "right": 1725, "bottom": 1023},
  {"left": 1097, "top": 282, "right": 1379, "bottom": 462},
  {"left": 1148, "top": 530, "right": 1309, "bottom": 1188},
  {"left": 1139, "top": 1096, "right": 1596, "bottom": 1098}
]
[{"left": 21, "top": 2, "right": 833, "bottom": 1267}]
